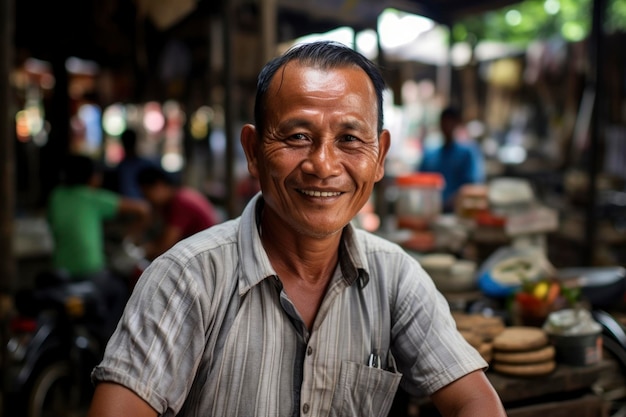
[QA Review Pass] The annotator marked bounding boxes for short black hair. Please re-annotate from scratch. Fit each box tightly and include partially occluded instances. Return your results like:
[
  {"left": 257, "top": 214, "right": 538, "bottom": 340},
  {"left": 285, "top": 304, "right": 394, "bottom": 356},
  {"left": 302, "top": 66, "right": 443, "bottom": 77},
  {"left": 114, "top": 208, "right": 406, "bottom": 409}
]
[
  {"left": 60, "top": 154, "right": 99, "bottom": 186},
  {"left": 120, "top": 129, "right": 138, "bottom": 153},
  {"left": 253, "top": 40, "right": 386, "bottom": 135},
  {"left": 136, "top": 165, "right": 175, "bottom": 187},
  {"left": 440, "top": 106, "right": 462, "bottom": 121}
]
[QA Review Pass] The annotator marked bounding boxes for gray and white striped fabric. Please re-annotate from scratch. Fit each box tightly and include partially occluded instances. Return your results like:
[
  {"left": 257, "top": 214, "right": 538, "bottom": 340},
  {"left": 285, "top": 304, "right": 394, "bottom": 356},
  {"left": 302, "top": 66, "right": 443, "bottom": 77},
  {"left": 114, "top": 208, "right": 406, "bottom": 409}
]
[{"left": 92, "top": 194, "right": 486, "bottom": 417}]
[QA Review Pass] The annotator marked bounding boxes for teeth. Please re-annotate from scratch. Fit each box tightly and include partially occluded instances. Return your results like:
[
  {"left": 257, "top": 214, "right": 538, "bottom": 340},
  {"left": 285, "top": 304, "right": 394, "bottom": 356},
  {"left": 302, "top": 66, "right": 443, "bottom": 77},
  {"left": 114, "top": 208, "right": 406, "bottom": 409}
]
[{"left": 301, "top": 190, "right": 341, "bottom": 197}]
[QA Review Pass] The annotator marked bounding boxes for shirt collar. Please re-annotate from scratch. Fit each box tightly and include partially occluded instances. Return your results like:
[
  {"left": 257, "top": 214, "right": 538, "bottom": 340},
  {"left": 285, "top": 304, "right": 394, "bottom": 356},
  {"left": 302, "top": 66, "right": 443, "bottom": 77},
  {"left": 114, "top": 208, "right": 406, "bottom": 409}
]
[{"left": 237, "top": 192, "right": 370, "bottom": 294}]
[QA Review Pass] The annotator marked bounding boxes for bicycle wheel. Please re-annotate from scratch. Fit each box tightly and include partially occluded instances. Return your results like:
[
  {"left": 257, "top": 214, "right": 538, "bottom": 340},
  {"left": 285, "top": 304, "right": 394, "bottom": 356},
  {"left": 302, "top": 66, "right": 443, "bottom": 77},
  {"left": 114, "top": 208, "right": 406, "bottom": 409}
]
[{"left": 28, "top": 361, "right": 90, "bottom": 417}]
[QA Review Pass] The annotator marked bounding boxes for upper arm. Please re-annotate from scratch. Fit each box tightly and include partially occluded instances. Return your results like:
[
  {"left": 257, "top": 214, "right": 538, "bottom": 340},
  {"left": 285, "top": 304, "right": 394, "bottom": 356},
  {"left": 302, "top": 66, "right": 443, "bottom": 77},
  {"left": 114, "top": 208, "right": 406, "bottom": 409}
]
[
  {"left": 430, "top": 370, "right": 506, "bottom": 417},
  {"left": 88, "top": 382, "right": 158, "bottom": 417},
  {"left": 117, "top": 198, "right": 150, "bottom": 218}
]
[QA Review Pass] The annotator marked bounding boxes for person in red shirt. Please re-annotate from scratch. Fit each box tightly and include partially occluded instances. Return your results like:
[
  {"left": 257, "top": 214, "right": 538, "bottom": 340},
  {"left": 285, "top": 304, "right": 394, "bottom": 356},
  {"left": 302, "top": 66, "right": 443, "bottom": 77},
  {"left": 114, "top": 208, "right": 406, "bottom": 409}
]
[{"left": 137, "top": 166, "right": 221, "bottom": 259}]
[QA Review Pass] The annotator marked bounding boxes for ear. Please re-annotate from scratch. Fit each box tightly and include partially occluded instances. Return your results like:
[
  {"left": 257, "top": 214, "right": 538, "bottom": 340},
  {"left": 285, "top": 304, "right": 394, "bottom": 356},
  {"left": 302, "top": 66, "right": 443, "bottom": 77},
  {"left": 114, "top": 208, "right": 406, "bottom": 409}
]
[
  {"left": 374, "top": 129, "right": 391, "bottom": 182},
  {"left": 240, "top": 124, "right": 260, "bottom": 179}
]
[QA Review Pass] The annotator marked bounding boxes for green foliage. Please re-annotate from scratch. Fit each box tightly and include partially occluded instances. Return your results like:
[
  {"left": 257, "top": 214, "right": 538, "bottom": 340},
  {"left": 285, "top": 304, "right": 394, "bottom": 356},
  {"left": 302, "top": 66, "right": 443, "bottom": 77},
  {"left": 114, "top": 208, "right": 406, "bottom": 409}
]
[
  {"left": 607, "top": 0, "right": 626, "bottom": 33},
  {"left": 451, "top": 0, "right": 626, "bottom": 46}
]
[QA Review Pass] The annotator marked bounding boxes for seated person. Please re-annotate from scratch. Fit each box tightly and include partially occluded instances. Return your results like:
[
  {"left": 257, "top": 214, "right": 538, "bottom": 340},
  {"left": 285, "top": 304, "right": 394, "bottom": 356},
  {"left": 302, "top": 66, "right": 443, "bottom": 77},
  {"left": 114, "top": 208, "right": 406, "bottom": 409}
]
[
  {"left": 88, "top": 40, "right": 505, "bottom": 417},
  {"left": 47, "top": 154, "right": 150, "bottom": 336},
  {"left": 136, "top": 166, "right": 221, "bottom": 259}
]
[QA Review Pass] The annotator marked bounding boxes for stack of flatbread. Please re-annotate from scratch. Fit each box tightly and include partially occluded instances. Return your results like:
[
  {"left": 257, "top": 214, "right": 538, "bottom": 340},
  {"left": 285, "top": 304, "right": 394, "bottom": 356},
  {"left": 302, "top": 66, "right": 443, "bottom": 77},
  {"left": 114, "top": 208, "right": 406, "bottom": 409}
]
[
  {"left": 453, "top": 312, "right": 506, "bottom": 364},
  {"left": 491, "top": 326, "right": 556, "bottom": 377}
]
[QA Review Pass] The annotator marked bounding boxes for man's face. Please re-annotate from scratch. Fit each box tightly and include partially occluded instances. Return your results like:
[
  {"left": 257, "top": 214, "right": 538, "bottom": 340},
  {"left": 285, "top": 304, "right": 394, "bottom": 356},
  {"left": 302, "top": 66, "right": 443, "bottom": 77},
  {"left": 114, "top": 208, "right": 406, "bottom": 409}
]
[
  {"left": 440, "top": 115, "right": 460, "bottom": 142},
  {"left": 140, "top": 182, "right": 169, "bottom": 207},
  {"left": 242, "top": 62, "right": 390, "bottom": 239}
]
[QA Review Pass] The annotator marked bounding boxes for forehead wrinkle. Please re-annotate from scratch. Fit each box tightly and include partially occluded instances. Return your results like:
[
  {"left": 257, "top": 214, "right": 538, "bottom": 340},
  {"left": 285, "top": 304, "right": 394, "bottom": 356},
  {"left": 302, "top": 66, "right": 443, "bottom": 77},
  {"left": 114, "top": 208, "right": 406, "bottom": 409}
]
[{"left": 277, "top": 118, "right": 314, "bottom": 130}]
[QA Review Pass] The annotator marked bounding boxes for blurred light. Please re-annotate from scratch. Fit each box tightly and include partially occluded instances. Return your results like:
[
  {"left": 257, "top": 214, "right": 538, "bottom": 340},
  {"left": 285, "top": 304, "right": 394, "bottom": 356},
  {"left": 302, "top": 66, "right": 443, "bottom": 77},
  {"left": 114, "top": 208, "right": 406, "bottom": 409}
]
[
  {"left": 498, "top": 144, "right": 527, "bottom": 164},
  {"left": 78, "top": 104, "right": 103, "bottom": 152},
  {"left": 505, "top": 10, "right": 522, "bottom": 26},
  {"left": 65, "top": 57, "right": 99, "bottom": 75},
  {"left": 379, "top": 9, "right": 435, "bottom": 49},
  {"left": 451, "top": 42, "right": 472, "bottom": 66},
  {"left": 466, "top": 120, "right": 485, "bottom": 139},
  {"left": 105, "top": 137, "right": 124, "bottom": 166},
  {"left": 356, "top": 29, "right": 378, "bottom": 60},
  {"left": 161, "top": 152, "right": 184, "bottom": 172},
  {"left": 143, "top": 101, "right": 165, "bottom": 133},
  {"left": 163, "top": 100, "right": 185, "bottom": 142},
  {"left": 294, "top": 26, "right": 355, "bottom": 48},
  {"left": 24, "top": 101, "right": 44, "bottom": 137},
  {"left": 125, "top": 104, "right": 141, "bottom": 127},
  {"left": 32, "top": 127, "right": 49, "bottom": 146},
  {"left": 544, "top": 0, "right": 560, "bottom": 15},
  {"left": 562, "top": 22, "right": 586, "bottom": 41},
  {"left": 102, "top": 103, "right": 126, "bottom": 136},
  {"left": 189, "top": 106, "right": 214, "bottom": 140},
  {"left": 39, "top": 73, "right": 55, "bottom": 90},
  {"left": 15, "top": 110, "right": 30, "bottom": 142},
  {"left": 163, "top": 99, "right": 181, "bottom": 117},
  {"left": 24, "top": 58, "right": 51, "bottom": 77}
]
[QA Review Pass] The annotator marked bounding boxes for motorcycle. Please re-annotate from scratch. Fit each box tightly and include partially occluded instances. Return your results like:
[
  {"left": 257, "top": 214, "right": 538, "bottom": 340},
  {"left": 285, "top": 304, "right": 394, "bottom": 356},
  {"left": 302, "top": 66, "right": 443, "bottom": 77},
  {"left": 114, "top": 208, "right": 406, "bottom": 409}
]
[
  {"left": 3, "top": 223, "right": 149, "bottom": 417},
  {"left": 3, "top": 270, "right": 111, "bottom": 417}
]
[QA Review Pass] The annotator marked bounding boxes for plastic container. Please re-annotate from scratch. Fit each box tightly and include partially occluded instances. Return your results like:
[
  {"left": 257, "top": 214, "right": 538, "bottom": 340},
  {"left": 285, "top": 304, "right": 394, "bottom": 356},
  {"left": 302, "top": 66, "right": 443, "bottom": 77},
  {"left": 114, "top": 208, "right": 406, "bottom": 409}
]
[
  {"left": 394, "top": 173, "right": 444, "bottom": 229},
  {"left": 420, "top": 254, "right": 477, "bottom": 293},
  {"left": 543, "top": 309, "right": 603, "bottom": 366},
  {"left": 488, "top": 177, "right": 535, "bottom": 216}
]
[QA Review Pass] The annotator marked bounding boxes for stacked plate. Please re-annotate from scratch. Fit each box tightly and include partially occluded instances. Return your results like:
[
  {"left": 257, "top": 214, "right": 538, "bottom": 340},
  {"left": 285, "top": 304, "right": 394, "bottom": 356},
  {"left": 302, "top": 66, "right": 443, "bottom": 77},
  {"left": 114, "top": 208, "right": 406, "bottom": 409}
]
[{"left": 491, "top": 326, "right": 556, "bottom": 377}]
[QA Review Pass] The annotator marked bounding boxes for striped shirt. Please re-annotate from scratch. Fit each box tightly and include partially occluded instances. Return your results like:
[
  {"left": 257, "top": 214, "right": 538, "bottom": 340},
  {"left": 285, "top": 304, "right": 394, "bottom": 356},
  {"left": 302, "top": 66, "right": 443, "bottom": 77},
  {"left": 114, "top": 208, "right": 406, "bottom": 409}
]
[{"left": 92, "top": 194, "right": 486, "bottom": 417}]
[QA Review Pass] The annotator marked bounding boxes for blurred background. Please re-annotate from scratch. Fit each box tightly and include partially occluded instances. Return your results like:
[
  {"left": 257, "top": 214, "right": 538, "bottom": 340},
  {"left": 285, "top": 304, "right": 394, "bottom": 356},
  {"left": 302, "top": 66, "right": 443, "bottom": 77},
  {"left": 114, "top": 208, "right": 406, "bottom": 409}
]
[{"left": 2, "top": 0, "right": 625, "bottom": 299}]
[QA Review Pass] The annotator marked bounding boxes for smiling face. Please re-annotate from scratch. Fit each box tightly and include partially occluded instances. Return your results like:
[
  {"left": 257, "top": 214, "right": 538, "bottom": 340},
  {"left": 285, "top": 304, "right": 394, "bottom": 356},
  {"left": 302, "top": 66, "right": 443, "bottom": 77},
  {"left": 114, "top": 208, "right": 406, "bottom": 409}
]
[{"left": 241, "top": 62, "right": 390, "bottom": 239}]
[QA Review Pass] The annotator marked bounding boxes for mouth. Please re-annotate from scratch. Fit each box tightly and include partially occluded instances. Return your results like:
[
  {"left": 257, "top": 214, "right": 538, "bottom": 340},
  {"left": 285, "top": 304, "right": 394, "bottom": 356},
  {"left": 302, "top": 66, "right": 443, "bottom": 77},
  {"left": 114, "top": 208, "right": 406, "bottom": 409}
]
[{"left": 298, "top": 189, "right": 343, "bottom": 198}]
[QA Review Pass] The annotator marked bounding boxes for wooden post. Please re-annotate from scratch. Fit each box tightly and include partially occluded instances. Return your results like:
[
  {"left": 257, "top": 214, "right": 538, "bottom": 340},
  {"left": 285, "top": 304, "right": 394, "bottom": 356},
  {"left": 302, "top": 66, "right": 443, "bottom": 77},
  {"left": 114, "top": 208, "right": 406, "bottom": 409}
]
[
  {"left": 222, "top": 0, "right": 236, "bottom": 218},
  {"left": 0, "top": 0, "right": 16, "bottom": 299},
  {"left": 260, "top": 0, "right": 277, "bottom": 64},
  {"left": 0, "top": 0, "right": 16, "bottom": 398},
  {"left": 584, "top": 0, "right": 606, "bottom": 265}
]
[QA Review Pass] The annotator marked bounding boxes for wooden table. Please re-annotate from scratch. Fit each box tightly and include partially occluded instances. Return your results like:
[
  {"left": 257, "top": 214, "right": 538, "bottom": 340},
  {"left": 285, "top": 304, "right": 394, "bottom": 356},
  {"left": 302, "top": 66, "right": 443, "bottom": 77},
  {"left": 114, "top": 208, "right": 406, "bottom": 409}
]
[
  {"left": 403, "top": 359, "right": 616, "bottom": 417},
  {"left": 488, "top": 359, "right": 613, "bottom": 403}
]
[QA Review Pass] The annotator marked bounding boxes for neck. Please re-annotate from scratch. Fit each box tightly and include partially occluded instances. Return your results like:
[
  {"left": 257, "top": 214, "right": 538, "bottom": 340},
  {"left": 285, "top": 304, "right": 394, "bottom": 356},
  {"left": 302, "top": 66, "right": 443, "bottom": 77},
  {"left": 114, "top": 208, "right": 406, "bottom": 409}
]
[{"left": 259, "top": 214, "right": 341, "bottom": 286}]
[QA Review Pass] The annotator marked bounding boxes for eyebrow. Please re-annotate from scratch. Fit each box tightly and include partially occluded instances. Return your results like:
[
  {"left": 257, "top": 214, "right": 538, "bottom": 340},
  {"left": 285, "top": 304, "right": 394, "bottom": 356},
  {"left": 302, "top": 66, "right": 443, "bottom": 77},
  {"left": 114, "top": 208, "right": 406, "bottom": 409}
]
[{"left": 278, "top": 118, "right": 313, "bottom": 131}]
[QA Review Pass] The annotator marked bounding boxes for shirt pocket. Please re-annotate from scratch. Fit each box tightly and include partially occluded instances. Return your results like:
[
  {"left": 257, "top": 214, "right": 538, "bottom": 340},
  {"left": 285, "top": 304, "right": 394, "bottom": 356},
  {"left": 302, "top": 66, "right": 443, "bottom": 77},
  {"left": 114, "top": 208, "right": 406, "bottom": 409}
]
[{"left": 330, "top": 357, "right": 402, "bottom": 417}]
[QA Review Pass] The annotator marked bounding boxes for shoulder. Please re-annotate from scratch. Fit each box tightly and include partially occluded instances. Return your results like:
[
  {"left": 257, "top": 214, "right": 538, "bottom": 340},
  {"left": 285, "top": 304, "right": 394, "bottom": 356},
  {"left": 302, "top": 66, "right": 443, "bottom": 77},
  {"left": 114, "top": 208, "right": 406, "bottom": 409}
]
[
  {"left": 174, "top": 187, "right": 210, "bottom": 204},
  {"left": 137, "top": 218, "right": 242, "bottom": 301},
  {"left": 163, "top": 218, "right": 240, "bottom": 263},
  {"left": 353, "top": 228, "right": 406, "bottom": 254},
  {"left": 454, "top": 141, "right": 478, "bottom": 155},
  {"left": 353, "top": 228, "right": 428, "bottom": 283},
  {"left": 58, "top": 186, "right": 119, "bottom": 204}
]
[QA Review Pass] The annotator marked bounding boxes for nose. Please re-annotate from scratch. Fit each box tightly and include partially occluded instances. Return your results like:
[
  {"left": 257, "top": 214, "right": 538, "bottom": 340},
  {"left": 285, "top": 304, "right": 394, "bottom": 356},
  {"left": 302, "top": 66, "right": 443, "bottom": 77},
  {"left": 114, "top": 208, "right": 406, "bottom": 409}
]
[{"left": 301, "top": 141, "right": 342, "bottom": 178}]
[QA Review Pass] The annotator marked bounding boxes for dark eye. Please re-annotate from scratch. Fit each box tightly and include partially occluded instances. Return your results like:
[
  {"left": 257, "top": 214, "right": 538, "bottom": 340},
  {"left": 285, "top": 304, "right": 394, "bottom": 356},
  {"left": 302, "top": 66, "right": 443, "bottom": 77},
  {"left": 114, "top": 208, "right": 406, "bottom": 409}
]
[
  {"left": 284, "top": 133, "right": 310, "bottom": 146},
  {"left": 342, "top": 134, "right": 359, "bottom": 143}
]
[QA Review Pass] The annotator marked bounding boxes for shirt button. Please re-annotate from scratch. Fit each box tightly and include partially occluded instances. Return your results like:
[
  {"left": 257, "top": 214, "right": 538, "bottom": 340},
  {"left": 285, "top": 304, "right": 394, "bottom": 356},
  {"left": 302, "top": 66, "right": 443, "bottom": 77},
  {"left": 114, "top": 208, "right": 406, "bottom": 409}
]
[
  {"left": 307, "top": 346, "right": 313, "bottom": 356},
  {"left": 303, "top": 403, "right": 310, "bottom": 414}
]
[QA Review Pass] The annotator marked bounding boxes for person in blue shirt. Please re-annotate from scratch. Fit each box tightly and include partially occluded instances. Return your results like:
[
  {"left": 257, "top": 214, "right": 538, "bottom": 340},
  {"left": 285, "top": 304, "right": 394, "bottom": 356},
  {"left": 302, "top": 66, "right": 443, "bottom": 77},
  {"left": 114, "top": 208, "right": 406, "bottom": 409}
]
[
  {"left": 419, "top": 106, "right": 485, "bottom": 212},
  {"left": 116, "top": 128, "right": 159, "bottom": 199}
]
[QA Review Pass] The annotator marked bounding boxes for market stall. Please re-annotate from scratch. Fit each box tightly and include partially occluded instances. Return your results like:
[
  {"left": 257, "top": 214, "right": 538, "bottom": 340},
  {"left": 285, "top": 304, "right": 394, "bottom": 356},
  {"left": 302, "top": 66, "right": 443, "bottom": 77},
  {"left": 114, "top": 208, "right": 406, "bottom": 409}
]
[{"left": 378, "top": 170, "right": 626, "bottom": 416}]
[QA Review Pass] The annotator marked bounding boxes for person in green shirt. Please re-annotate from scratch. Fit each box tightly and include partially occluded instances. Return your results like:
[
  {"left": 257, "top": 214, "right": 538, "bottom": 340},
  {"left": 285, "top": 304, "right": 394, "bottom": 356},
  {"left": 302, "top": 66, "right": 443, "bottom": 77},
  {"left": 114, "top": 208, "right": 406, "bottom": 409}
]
[{"left": 47, "top": 154, "right": 149, "bottom": 335}]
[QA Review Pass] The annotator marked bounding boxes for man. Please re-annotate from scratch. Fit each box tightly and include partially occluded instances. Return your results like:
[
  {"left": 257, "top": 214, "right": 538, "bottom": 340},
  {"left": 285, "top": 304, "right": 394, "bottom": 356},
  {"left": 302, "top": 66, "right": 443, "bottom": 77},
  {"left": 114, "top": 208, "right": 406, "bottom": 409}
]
[
  {"left": 47, "top": 154, "right": 150, "bottom": 335},
  {"left": 136, "top": 165, "right": 221, "bottom": 259},
  {"left": 115, "top": 128, "right": 159, "bottom": 199},
  {"left": 88, "top": 41, "right": 506, "bottom": 417},
  {"left": 419, "top": 106, "right": 485, "bottom": 212}
]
